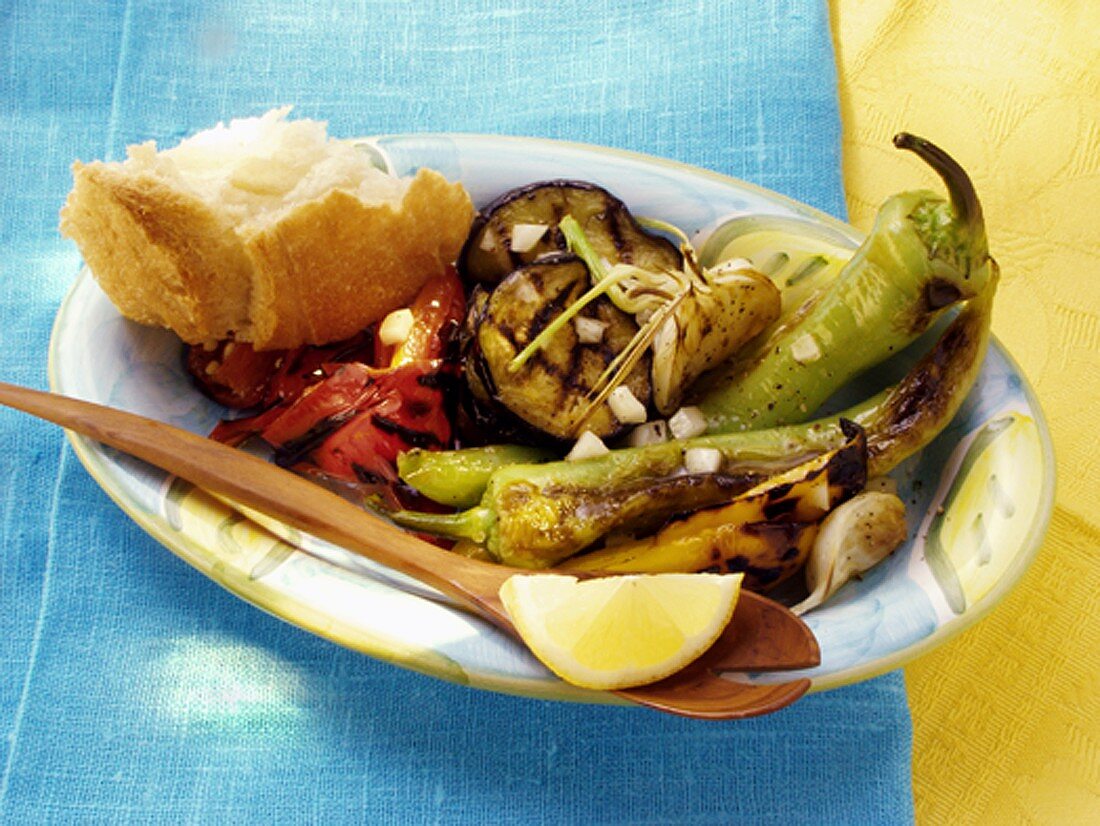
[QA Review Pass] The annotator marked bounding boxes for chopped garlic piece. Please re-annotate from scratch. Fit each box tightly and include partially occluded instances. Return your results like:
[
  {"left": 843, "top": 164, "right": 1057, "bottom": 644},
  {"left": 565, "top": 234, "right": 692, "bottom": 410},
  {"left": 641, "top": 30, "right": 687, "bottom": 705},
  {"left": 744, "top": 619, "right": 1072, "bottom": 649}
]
[
  {"left": 566, "top": 430, "right": 610, "bottom": 462},
  {"left": 379, "top": 307, "right": 414, "bottom": 346},
  {"left": 805, "top": 475, "right": 832, "bottom": 512},
  {"left": 608, "top": 385, "right": 648, "bottom": 424},
  {"left": 790, "top": 333, "right": 822, "bottom": 364},
  {"left": 479, "top": 227, "right": 499, "bottom": 252},
  {"left": 512, "top": 278, "right": 541, "bottom": 305},
  {"left": 627, "top": 420, "right": 669, "bottom": 447},
  {"left": 683, "top": 447, "right": 722, "bottom": 474},
  {"left": 509, "top": 223, "right": 549, "bottom": 253},
  {"left": 573, "top": 316, "right": 608, "bottom": 344},
  {"left": 668, "top": 406, "right": 707, "bottom": 440}
]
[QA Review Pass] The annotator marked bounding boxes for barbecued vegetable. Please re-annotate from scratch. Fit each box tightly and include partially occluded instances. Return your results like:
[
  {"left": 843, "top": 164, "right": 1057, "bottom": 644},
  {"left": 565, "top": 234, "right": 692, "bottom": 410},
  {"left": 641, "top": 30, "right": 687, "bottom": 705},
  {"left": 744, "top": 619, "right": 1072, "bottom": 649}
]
[
  {"left": 790, "top": 490, "right": 908, "bottom": 614},
  {"left": 398, "top": 258, "right": 996, "bottom": 514},
  {"left": 463, "top": 254, "right": 652, "bottom": 441},
  {"left": 387, "top": 421, "right": 865, "bottom": 570},
  {"left": 266, "top": 361, "right": 453, "bottom": 482},
  {"left": 855, "top": 263, "right": 997, "bottom": 476},
  {"left": 461, "top": 180, "right": 780, "bottom": 440},
  {"left": 397, "top": 443, "right": 552, "bottom": 508},
  {"left": 694, "top": 133, "right": 994, "bottom": 433},
  {"left": 546, "top": 215, "right": 781, "bottom": 417},
  {"left": 187, "top": 340, "right": 285, "bottom": 409},
  {"left": 387, "top": 450, "right": 780, "bottom": 568},
  {"left": 565, "top": 424, "right": 865, "bottom": 587},
  {"left": 577, "top": 520, "right": 821, "bottom": 593},
  {"left": 458, "top": 180, "right": 681, "bottom": 284},
  {"left": 202, "top": 269, "right": 466, "bottom": 501}
]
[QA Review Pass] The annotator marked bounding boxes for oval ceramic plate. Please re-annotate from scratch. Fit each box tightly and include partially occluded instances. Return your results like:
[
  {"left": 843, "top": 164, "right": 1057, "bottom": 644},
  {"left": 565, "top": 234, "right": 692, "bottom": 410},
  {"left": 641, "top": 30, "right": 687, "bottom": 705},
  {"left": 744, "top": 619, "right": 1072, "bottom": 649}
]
[{"left": 49, "top": 135, "right": 1055, "bottom": 700}]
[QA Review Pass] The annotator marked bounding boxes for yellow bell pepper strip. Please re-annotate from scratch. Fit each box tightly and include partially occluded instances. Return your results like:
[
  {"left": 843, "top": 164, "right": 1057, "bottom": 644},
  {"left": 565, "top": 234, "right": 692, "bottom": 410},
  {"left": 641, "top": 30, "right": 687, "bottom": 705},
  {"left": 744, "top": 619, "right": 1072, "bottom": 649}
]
[{"left": 570, "top": 519, "right": 820, "bottom": 593}]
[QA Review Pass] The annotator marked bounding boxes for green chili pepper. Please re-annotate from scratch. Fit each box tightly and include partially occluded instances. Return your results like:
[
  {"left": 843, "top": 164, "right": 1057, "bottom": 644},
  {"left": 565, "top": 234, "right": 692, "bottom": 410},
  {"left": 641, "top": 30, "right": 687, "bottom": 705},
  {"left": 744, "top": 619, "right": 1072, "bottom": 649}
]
[
  {"left": 390, "top": 419, "right": 839, "bottom": 567},
  {"left": 397, "top": 443, "right": 552, "bottom": 508},
  {"left": 853, "top": 263, "right": 998, "bottom": 477},
  {"left": 769, "top": 264, "right": 998, "bottom": 479},
  {"left": 693, "top": 133, "right": 993, "bottom": 433}
]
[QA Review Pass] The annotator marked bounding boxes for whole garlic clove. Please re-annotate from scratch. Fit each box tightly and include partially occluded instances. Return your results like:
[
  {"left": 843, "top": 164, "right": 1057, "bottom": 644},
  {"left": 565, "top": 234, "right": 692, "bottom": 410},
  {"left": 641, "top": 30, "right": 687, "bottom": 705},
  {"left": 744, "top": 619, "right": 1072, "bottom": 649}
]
[{"left": 791, "top": 491, "right": 908, "bottom": 615}]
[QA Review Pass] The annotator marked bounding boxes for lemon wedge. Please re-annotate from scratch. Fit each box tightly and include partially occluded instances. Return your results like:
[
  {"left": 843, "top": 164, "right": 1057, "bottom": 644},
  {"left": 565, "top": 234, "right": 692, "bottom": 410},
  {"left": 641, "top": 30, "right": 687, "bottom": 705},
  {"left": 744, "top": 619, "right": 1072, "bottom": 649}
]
[{"left": 499, "top": 573, "right": 743, "bottom": 690}]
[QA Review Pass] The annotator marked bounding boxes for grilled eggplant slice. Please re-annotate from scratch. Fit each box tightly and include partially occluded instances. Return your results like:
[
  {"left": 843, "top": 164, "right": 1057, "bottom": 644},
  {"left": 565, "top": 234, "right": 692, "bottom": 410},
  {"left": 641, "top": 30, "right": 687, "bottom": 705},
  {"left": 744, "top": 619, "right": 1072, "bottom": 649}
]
[
  {"left": 458, "top": 180, "right": 682, "bottom": 284},
  {"left": 465, "top": 253, "right": 651, "bottom": 441}
]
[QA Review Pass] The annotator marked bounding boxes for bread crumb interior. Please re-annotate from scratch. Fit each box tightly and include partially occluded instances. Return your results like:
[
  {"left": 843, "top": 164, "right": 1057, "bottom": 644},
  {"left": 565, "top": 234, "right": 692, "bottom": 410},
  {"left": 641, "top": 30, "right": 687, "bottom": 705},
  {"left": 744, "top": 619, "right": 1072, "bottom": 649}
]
[{"left": 123, "top": 107, "right": 406, "bottom": 233}]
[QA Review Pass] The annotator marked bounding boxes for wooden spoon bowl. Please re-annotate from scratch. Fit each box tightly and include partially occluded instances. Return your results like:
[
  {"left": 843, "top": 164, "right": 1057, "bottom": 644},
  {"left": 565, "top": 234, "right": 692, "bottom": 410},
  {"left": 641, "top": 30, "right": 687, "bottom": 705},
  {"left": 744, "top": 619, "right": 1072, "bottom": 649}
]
[{"left": 0, "top": 381, "right": 819, "bottom": 719}]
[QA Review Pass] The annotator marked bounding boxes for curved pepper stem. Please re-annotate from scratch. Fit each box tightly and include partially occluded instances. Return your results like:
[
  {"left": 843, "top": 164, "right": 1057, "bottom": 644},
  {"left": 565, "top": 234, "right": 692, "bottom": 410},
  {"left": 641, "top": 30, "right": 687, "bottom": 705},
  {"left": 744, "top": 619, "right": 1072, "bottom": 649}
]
[
  {"left": 893, "top": 132, "right": 983, "bottom": 233},
  {"left": 384, "top": 504, "right": 495, "bottom": 546}
]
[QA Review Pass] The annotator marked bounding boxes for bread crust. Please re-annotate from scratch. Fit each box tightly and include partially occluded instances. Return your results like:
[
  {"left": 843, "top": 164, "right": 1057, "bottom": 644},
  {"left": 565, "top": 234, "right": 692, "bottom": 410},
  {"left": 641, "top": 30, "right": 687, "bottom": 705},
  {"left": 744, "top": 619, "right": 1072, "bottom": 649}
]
[
  {"left": 61, "top": 161, "right": 254, "bottom": 345},
  {"left": 244, "top": 168, "right": 474, "bottom": 349},
  {"left": 61, "top": 154, "right": 474, "bottom": 350}
]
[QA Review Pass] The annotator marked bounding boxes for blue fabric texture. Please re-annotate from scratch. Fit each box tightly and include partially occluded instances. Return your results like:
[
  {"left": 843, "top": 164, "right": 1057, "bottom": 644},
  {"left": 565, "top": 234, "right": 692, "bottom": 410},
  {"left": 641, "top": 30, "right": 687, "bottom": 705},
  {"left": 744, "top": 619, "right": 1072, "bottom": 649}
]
[{"left": 0, "top": 1, "right": 914, "bottom": 823}]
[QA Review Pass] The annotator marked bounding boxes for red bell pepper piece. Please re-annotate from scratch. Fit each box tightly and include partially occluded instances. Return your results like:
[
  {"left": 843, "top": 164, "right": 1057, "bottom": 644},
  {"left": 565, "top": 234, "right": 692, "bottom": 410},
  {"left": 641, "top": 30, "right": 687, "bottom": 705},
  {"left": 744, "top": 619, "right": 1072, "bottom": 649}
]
[
  {"left": 262, "top": 330, "right": 377, "bottom": 407},
  {"left": 201, "top": 268, "right": 466, "bottom": 497},
  {"left": 307, "top": 363, "right": 453, "bottom": 484},
  {"left": 186, "top": 341, "right": 283, "bottom": 409}
]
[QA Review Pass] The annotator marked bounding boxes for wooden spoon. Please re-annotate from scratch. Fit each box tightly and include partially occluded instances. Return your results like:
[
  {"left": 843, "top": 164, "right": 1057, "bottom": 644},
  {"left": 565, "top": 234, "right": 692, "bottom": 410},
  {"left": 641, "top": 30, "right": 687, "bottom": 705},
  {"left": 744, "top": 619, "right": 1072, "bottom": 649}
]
[{"left": 0, "top": 381, "right": 819, "bottom": 719}]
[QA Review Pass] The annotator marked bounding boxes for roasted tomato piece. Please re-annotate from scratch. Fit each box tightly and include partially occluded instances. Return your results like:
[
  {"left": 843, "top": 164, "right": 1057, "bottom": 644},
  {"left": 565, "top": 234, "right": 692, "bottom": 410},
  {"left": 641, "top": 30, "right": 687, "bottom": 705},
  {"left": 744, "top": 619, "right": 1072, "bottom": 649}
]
[
  {"left": 263, "top": 329, "right": 377, "bottom": 407},
  {"left": 259, "top": 361, "right": 452, "bottom": 478},
  {"left": 260, "top": 362, "right": 381, "bottom": 453},
  {"left": 187, "top": 340, "right": 284, "bottom": 408}
]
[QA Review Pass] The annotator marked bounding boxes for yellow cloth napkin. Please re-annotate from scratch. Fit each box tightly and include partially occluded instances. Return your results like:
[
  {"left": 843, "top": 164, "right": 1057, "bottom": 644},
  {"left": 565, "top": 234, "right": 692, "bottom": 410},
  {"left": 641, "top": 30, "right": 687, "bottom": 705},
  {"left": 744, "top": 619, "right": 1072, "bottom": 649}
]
[{"left": 831, "top": 0, "right": 1100, "bottom": 821}]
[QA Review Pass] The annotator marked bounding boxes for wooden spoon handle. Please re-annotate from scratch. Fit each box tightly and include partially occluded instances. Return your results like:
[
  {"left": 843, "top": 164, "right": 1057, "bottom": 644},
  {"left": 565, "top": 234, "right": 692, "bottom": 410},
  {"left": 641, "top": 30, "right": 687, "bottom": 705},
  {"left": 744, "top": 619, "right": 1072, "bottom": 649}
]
[{"left": 0, "top": 381, "right": 516, "bottom": 626}]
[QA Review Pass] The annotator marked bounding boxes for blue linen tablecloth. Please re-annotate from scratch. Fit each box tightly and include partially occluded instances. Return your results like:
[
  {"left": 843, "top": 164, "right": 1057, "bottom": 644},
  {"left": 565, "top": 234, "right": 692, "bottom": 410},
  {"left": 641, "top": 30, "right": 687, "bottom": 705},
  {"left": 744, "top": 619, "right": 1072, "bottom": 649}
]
[{"left": 0, "top": 1, "right": 913, "bottom": 823}]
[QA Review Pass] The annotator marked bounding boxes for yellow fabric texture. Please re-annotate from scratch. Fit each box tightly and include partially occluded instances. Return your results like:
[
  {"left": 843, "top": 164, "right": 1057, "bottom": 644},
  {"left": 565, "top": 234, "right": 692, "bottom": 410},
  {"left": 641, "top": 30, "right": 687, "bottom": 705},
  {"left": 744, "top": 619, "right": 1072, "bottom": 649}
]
[{"left": 830, "top": 1, "right": 1100, "bottom": 821}]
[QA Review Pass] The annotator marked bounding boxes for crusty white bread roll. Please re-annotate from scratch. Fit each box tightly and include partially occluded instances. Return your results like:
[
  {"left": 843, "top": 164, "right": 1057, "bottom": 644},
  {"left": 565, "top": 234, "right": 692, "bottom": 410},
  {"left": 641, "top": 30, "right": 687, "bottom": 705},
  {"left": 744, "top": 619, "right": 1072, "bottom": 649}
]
[{"left": 60, "top": 108, "right": 475, "bottom": 350}]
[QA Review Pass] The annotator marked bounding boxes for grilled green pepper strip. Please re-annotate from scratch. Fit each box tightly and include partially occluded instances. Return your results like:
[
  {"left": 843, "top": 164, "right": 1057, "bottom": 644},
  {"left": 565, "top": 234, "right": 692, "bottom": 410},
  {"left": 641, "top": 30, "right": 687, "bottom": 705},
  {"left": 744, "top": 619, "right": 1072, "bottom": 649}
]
[
  {"left": 694, "top": 133, "right": 993, "bottom": 432},
  {"left": 387, "top": 270, "right": 996, "bottom": 566},
  {"left": 389, "top": 445, "right": 811, "bottom": 569},
  {"left": 854, "top": 262, "right": 997, "bottom": 476},
  {"left": 400, "top": 422, "right": 836, "bottom": 510},
  {"left": 397, "top": 444, "right": 551, "bottom": 508},
  {"left": 775, "top": 264, "right": 998, "bottom": 477}
]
